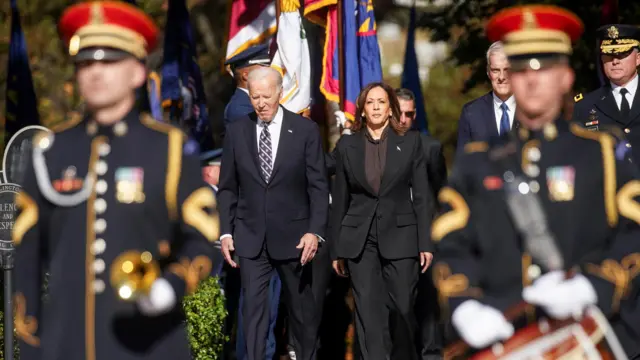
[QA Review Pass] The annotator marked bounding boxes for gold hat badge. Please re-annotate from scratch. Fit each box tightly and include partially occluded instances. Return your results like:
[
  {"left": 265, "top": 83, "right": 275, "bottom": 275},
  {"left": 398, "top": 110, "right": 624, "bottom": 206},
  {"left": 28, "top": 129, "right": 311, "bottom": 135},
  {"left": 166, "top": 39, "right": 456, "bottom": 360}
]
[{"left": 608, "top": 25, "right": 619, "bottom": 39}]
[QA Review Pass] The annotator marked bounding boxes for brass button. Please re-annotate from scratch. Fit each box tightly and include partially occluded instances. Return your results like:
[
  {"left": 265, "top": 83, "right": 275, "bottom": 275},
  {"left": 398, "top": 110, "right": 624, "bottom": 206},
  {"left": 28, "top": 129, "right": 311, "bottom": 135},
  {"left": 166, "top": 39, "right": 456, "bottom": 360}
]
[
  {"left": 95, "top": 161, "right": 108, "bottom": 176},
  {"left": 94, "top": 219, "right": 107, "bottom": 234},
  {"left": 94, "top": 198, "right": 107, "bottom": 214},
  {"left": 93, "top": 279, "right": 105, "bottom": 294},
  {"left": 93, "top": 259, "right": 105, "bottom": 274},
  {"left": 527, "top": 264, "right": 542, "bottom": 280},
  {"left": 96, "top": 180, "right": 108, "bottom": 194},
  {"left": 92, "top": 239, "right": 106, "bottom": 255}
]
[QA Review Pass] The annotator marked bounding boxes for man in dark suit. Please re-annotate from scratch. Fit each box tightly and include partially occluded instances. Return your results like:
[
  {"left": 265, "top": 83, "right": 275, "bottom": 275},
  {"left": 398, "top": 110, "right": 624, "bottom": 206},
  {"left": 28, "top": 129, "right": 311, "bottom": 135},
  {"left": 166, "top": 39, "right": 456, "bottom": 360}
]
[
  {"left": 395, "top": 88, "right": 447, "bottom": 206},
  {"left": 218, "top": 67, "right": 329, "bottom": 360},
  {"left": 573, "top": 24, "right": 640, "bottom": 164},
  {"left": 456, "top": 41, "right": 515, "bottom": 154},
  {"left": 224, "top": 44, "right": 271, "bottom": 125},
  {"left": 395, "top": 88, "right": 446, "bottom": 359},
  {"left": 222, "top": 43, "right": 282, "bottom": 360}
]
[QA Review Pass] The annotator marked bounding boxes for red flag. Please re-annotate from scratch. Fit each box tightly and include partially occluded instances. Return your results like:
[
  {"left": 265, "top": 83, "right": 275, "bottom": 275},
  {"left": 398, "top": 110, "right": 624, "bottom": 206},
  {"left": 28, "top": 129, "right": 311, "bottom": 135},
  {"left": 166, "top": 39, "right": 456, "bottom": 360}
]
[
  {"left": 225, "top": 0, "right": 277, "bottom": 61},
  {"left": 303, "top": 0, "right": 336, "bottom": 27}
]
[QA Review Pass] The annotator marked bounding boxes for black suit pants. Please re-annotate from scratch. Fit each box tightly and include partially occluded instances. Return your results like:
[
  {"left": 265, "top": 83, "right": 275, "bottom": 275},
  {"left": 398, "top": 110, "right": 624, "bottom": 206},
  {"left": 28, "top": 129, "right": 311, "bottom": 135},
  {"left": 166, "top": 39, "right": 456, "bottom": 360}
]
[
  {"left": 347, "top": 233, "right": 419, "bottom": 360},
  {"left": 415, "top": 267, "right": 443, "bottom": 360},
  {"left": 240, "top": 245, "right": 319, "bottom": 360}
]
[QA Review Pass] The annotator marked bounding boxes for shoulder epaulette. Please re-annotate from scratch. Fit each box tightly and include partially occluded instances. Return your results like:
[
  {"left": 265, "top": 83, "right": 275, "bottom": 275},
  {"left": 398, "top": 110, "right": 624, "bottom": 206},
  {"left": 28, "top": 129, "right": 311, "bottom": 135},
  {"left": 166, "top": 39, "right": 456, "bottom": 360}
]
[
  {"left": 574, "top": 93, "right": 584, "bottom": 102},
  {"left": 139, "top": 113, "right": 187, "bottom": 139},
  {"left": 463, "top": 141, "right": 488, "bottom": 154}
]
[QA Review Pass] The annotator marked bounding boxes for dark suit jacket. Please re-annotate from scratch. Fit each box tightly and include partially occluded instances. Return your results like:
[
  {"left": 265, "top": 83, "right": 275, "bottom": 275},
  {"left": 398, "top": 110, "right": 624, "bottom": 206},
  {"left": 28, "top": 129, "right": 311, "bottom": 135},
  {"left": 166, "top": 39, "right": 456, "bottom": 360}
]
[
  {"left": 218, "top": 107, "right": 330, "bottom": 260},
  {"left": 456, "top": 92, "right": 498, "bottom": 154},
  {"left": 419, "top": 132, "right": 447, "bottom": 211},
  {"left": 224, "top": 88, "right": 254, "bottom": 125},
  {"left": 330, "top": 130, "right": 434, "bottom": 260},
  {"left": 572, "top": 84, "right": 640, "bottom": 163}
]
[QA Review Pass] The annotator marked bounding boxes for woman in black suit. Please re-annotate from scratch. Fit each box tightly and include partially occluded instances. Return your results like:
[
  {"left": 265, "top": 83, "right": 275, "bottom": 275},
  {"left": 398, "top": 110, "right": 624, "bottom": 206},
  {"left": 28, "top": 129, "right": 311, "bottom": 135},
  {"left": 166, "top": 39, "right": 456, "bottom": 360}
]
[{"left": 330, "top": 82, "right": 434, "bottom": 360}]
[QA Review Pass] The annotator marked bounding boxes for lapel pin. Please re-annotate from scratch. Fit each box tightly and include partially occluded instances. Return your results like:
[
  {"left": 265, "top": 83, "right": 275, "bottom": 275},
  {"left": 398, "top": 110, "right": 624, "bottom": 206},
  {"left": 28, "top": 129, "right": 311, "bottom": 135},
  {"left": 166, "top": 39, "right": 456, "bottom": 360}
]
[
  {"left": 396, "top": 146, "right": 401, "bottom": 151},
  {"left": 601, "top": 95, "right": 606, "bottom": 100},
  {"left": 288, "top": 129, "right": 293, "bottom": 133}
]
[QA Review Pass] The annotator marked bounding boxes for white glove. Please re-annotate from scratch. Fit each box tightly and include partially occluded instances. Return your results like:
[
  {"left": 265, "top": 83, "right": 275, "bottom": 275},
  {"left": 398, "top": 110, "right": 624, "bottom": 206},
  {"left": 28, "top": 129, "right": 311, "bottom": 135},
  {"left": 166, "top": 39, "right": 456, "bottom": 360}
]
[
  {"left": 137, "top": 278, "right": 177, "bottom": 316},
  {"left": 452, "top": 300, "right": 514, "bottom": 348},
  {"left": 334, "top": 110, "right": 348, "bottom": 128},
  {"left": 522, "top": 270, "right": 597, "bottom": 320}
]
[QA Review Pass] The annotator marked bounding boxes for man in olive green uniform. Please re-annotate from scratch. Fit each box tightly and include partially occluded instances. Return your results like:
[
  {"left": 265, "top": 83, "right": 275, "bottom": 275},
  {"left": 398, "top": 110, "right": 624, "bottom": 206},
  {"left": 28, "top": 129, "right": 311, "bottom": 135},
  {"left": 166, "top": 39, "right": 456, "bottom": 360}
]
[
  {"left": 433, "top": 5, "right": 640, "bottom": 358},
  {"left": 12, "top": 2, "right": 219, "bottom": 359}
]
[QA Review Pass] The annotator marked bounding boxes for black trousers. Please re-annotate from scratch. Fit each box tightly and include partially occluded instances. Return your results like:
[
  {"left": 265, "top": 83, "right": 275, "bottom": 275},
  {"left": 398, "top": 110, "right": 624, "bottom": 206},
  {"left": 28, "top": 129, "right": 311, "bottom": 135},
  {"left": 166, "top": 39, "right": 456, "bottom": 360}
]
[
  {"left": 346, "top": 228, "right": 420, "bottom": 360},
  {"left": 240, "top": 245, "right": 319, "bottom": 360},
  {"left": 415, "top": 267, "right": 443, "bottom": 360}
]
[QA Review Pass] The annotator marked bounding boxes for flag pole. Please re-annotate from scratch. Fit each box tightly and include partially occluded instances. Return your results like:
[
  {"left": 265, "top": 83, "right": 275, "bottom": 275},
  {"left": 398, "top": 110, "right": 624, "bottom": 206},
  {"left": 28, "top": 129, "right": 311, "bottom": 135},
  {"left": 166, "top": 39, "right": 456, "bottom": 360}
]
[{"left": 337, "top": 0, "right": 346, "bottom": 111}]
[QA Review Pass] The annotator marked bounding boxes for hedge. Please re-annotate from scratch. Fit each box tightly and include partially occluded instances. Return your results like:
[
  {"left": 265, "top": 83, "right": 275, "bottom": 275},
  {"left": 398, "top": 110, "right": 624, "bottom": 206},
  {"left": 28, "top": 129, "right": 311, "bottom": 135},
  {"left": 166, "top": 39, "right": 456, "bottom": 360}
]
[{"left": 0, "top": 275, "right": 227, "bottom": 360}]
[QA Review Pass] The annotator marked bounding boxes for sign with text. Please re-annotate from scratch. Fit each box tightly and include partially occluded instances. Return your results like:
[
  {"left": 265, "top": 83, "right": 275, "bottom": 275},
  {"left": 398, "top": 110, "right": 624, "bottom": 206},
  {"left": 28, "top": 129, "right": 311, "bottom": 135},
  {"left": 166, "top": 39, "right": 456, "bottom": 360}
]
[{"left": 0, "top": 125, "right": 51, "bottom": 242}]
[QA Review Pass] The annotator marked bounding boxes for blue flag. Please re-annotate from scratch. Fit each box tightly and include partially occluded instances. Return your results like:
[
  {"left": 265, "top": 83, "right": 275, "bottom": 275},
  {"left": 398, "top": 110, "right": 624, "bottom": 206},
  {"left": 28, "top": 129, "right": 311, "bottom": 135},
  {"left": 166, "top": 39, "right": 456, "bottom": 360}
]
[
  {"left": 161, "top": 0, "right": 212, "bottom": 154},
  {"left": 5, "top": 0, "right": 39, "bottom": 146},
  {"left": 401, "top": 5, "right": 429, "bottom": 135}
]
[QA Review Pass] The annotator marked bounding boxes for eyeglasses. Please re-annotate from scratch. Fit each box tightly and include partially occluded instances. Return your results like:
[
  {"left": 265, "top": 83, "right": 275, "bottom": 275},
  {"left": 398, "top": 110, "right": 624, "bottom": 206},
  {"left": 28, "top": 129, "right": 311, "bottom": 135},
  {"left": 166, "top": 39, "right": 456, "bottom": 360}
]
[{"left": 401, "top": 111, "right": 415, "bottom": 118}]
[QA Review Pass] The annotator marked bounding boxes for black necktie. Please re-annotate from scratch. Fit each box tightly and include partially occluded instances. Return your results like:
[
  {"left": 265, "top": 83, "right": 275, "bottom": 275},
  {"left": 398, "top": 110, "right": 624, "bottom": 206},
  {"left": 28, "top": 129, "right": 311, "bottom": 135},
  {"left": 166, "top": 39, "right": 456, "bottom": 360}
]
[{"left": 620, "top": 88, "right": 630, "bottom": 119}]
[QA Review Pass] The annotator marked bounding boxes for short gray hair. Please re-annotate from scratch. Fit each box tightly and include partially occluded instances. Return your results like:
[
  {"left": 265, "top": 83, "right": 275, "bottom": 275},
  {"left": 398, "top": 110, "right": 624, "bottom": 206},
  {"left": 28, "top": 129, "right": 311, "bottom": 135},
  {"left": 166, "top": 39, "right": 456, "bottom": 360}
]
[
  {"left": 247, "top": 67, "right": 283, "bottom": 91},
  {"left": 486, "top": 41, "right": 505, "bottom": 68}
]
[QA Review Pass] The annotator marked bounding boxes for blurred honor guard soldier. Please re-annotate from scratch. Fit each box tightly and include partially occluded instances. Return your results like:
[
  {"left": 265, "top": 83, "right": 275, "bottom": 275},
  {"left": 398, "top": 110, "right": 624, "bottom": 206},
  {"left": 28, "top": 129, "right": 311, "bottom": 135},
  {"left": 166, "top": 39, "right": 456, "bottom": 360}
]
[
  {"left": 224, "top": 44, "right": 272, "bottom": 125},
  {"left": 433, "top": 5, "right": 640, "bottom": 358},
  {"left": 12, "top": 2, "right": 219, "bottom": 360},
  {"left": 573, "top": 24, "right": 640, "bottom": 163}
]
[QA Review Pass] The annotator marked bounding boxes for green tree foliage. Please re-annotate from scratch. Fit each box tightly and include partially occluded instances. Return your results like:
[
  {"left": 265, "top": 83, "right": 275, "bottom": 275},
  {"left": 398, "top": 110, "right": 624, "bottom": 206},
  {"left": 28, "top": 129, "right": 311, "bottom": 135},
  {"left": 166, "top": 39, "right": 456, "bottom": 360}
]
[{"left": 183, "top": 276, "right": 228, "bottom": 360}]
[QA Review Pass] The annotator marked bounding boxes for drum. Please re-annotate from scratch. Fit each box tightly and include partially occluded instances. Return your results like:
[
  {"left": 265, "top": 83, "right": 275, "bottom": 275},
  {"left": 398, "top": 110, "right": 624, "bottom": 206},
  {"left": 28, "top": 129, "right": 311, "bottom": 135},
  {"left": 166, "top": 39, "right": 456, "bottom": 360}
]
[{"left": 444, "top": 304, "right": 628, "bottom": 360}]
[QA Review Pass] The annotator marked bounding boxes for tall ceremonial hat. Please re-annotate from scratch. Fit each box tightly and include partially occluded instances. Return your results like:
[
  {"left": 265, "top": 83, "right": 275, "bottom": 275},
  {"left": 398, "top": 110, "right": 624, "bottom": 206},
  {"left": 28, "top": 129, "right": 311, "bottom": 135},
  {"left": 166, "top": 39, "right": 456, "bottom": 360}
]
[
  {"left": 486, "top": 5, "right": 584, "bottom": 71},
  {"left": 58, "top": 1, "right": 159, "bottom": 62},
  {"left": 597, "top": 24, "right": 640, "bottom": 54},
  {"left": 225, "top": 43, "right": 271, "bottom": 72}
]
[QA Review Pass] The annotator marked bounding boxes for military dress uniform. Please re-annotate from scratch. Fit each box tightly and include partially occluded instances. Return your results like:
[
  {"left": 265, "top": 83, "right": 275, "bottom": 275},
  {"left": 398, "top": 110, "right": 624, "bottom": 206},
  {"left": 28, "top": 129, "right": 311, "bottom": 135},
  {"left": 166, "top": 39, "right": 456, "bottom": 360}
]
[
  {"left": 573, "top": 24, "right": 640, "bottom": 163},
  {"left": 223, "top": 44, "right": 271, "bottom": 125},
  {"left": 433, "top": 6, "right": 640, "bottom": 358},
  {"left": 12, "top": 2, "right": 219, "bottom": 360}
]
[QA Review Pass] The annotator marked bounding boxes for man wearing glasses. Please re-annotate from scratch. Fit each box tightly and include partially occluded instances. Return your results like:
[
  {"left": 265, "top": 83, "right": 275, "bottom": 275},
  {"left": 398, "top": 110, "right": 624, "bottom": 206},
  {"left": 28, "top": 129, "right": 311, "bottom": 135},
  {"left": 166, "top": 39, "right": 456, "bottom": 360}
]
[{"left": 396, "top": 88, "right": 447, "bottom": 359}]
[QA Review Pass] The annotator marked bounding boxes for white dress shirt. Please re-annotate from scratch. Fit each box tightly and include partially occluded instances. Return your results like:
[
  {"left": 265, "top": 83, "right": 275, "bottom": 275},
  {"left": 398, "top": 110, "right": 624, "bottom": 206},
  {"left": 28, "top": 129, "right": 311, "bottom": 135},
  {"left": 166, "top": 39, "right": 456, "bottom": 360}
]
[
  {"left": 256, "top": 106, "right": 284, "bottom": 167},
  {"left": 493, "top": 93, "right": 516, "bottom": 135},
  {"left": 610, "top": 74, "right": 638, "bottom": 110}
]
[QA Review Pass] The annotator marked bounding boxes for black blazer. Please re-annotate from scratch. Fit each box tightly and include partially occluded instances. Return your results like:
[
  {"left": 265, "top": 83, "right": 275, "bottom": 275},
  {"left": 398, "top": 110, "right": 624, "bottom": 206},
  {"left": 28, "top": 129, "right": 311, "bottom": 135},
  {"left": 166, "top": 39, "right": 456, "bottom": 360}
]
[
  {"left": 419, "top": 132, "right": 447, "bottom": 211},
  {"left": 217, "top": 107, "right": 330, "bottom": 260},
  {"left": 330, "top": 129, "right": 433, "bottom": 260},
  {"left": 456, "top": 92, "right": 497, "bottom": 154}
]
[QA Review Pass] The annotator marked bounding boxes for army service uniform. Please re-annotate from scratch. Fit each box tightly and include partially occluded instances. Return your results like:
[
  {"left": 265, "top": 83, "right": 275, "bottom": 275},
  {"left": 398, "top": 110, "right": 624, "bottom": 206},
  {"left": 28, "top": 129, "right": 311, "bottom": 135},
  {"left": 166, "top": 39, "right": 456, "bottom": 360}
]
[
  {"left": 434, "top": 7, "right": 640, "bottom": 358},
  {"left": 573, "top": 24, "right": 640, "bottom": 163},
  {"left": 12, "top": 2, "right": 219, "bottom": 360}
]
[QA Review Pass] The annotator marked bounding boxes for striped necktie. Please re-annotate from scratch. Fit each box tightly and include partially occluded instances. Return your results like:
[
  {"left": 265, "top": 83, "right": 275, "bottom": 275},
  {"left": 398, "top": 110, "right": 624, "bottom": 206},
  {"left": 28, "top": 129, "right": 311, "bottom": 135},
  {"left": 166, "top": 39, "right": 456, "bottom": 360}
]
[{"left": 259, "top": 122, "right": 273, "bottom": 183}]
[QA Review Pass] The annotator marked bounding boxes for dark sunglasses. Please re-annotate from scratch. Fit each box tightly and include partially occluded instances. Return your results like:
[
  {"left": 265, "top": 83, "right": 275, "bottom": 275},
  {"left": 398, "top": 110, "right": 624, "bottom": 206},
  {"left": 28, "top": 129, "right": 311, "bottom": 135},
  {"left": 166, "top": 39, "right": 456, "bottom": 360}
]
[{"left": 401, "top": 111, "right": 416, "bottom": 118}]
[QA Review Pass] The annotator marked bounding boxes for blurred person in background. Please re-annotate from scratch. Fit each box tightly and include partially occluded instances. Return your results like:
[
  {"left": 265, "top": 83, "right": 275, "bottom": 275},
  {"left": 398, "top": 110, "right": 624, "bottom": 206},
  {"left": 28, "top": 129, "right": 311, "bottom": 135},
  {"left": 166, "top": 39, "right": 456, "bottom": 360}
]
[
  {"left": 456, "top": 41, "right": 515, "bottom": 154},
  {"left": 395, "top": 88, "right": 446, "bottom": 359}
]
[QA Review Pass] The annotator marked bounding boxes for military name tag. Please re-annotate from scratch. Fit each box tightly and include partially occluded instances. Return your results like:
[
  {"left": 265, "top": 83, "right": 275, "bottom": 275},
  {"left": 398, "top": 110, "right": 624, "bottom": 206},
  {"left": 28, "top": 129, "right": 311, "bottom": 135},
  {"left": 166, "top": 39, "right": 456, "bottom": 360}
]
[
  {"left": 547, "top": 166, "right": 575, "bottom": 202},
  {"left": 115, "top": 167, "right": 145, "bottom": 204}
]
